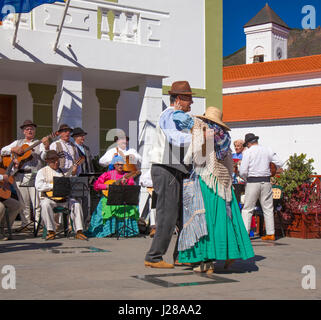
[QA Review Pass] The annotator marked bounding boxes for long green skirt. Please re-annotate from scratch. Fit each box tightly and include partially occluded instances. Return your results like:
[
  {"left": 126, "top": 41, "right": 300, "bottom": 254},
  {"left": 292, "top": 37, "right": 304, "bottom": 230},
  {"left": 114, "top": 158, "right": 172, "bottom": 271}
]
[
  {"left": 178, "top": 177, "right": 254, "bottom": 263},
  {"left": 85, "top": 197, "right": 140, "bottom": 238}
]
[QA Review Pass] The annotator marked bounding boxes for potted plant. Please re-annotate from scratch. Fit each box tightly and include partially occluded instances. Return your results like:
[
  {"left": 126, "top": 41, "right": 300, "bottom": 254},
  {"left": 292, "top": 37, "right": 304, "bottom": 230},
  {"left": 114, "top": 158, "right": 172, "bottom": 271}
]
[{"left": 275, "top": 154, "right": 321, "bottom": 239}]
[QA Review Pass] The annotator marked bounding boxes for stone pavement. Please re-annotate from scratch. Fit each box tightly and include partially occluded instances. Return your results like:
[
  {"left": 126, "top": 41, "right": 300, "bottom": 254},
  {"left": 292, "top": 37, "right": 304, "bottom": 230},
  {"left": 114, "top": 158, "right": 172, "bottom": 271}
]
[{"left": 0, "top": 227, "right": 320, "bottom": 300}]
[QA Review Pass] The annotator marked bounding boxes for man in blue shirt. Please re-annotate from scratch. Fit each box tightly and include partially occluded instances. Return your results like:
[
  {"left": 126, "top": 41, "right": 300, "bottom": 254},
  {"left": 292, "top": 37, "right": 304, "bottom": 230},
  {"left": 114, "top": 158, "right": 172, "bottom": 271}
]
[{"left": 144, "top": 81, "right": 194, "bottom": 269}]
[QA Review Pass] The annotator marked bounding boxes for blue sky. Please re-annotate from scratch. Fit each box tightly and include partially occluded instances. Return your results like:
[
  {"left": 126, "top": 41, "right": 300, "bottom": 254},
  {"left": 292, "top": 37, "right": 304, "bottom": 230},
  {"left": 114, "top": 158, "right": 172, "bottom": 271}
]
[{"left": 223, "top": 0, "right": 321, "bottom": 57}]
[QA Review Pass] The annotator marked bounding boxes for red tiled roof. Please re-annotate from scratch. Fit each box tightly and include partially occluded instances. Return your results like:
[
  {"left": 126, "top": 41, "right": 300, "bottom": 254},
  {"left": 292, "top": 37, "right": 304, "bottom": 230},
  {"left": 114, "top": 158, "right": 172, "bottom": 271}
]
[
  {"left": 223, "top": 54, "right": 321, "bottom": 82},
  {"left": 223, "top": 86, "right": 321, "bottom": 122}
]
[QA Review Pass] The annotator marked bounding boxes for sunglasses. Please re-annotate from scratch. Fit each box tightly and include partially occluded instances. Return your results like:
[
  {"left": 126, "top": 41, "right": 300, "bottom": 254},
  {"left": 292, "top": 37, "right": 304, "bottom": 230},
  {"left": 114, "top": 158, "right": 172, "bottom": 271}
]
[{"left": 114, "top": 163, "right": 124, "bottom": 166}]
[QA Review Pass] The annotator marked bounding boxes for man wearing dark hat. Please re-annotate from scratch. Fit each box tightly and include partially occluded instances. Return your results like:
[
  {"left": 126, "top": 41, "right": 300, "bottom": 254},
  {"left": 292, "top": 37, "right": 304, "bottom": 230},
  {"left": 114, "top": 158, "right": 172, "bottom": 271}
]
[
  {"left": 35, "top": 150, "right": 87, "bottom": 240},
  {"left": 72, "top": 127, "right": 94, "bottom": 174},
  {"left": 239, "top": 133, "right": 284, "bottom": 241},
  {"left": 71, "top": 127, "right": 94, "bottom": 227},
  {"left": 1, "top": 120, "right": 50, "bottom": 230},
  {"left": 50, "top": 124, "right": 80, "bottom": 175},
  {"left": 144, "top": 81, "right": 194, "bottom": 269}
]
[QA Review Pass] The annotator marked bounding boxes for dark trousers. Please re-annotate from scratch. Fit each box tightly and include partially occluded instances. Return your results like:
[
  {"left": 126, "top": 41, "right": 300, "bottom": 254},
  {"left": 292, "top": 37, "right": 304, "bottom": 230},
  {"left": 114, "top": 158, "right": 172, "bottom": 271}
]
[{"left": 145, "top": 164, "right": 184, "bottom": 263}]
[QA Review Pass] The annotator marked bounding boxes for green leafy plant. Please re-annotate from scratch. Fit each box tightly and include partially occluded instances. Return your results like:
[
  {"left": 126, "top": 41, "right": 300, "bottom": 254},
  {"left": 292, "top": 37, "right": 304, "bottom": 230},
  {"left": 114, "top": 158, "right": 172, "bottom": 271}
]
[
  {"left": 276, "top": 154, "right": 321, "bottom": 226},
  {"left": 275, "top": 153, "right": 315, "bottom": 201}
]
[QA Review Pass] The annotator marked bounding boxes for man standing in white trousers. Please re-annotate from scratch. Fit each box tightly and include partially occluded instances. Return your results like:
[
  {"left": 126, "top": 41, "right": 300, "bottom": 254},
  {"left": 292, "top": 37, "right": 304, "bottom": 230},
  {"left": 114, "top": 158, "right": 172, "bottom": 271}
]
[{"left": 239, "top": 133, "right": 284, "bottom": 241}]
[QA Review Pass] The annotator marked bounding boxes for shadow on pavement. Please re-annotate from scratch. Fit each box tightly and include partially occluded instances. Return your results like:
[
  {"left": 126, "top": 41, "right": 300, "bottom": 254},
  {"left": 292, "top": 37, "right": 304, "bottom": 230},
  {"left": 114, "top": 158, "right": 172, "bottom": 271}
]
[
  {"left": 213, "top": 255, "right": 265, "bottom": 274},
  {"left": 0, "top": 242, "right": 63, "bottom": 253}
]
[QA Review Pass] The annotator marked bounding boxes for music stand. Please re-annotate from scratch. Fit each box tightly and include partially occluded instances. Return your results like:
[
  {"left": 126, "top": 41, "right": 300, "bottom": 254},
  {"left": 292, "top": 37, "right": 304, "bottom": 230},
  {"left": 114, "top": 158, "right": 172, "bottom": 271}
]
[
  {"left": 52, "top": 177, "right": 71, "bottom": 198},
  {"left": 70, "top": 176, "right": 90, "bottom": 228},
  {"left": 107, "top": 185, "right": 141, "bottom": 239}
]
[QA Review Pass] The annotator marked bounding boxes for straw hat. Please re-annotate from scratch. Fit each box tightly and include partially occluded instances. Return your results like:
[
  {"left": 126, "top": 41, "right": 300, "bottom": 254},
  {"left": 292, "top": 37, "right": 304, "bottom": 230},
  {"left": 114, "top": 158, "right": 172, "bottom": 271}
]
[{"left": 196, "top": 106, "right": 230, "bottom": 131}]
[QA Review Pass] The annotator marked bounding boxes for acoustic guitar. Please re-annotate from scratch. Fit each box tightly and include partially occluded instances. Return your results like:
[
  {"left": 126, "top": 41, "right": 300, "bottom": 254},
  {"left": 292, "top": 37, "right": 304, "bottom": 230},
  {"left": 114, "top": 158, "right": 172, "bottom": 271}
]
[
  {"left": 2, "top": 131, "right": 59, "bottom": 169},
  {"left": 45, "top": 156, "right": 85, "bottom": 202},
  {"left": 102, "top": 170, "right": 141, "bottom": 197},
  {"left": 0, "top": 160, "right": 16, "bottom": 200}
]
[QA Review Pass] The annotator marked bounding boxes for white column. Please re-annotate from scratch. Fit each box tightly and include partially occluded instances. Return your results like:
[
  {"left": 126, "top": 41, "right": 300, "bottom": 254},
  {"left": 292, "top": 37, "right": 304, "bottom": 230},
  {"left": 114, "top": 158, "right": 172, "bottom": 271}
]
[
  {"left": 82, "top": 85, "right": 100, "bottom": 157},
  {"left": 54, "top": 70, "right": 83, "bottom": 129},
  {"left": 138, "top": 76, "right": 163, "bottom": 171},
  {"left": 137, "top": 76, "right": 163, "bottom": 217}
]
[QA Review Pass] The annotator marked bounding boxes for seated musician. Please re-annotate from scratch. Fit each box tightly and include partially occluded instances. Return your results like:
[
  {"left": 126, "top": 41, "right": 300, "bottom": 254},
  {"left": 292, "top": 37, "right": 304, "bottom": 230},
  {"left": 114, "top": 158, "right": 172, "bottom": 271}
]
[
  {"left": 0, "top": 174, "right": 23, "bottom": 240},
  {"left": 35, "top": 150, "right": 87, "bottom": 240},
  {"left": 85, "top": 155, "right": 140, "bottom": 238}
]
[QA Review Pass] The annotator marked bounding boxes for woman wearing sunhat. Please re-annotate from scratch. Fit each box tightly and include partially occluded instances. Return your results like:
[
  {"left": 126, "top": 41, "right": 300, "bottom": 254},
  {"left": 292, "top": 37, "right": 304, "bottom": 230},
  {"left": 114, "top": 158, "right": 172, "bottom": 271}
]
[{"left": 177, "top": 107, "right": 255, "bottom": 273}]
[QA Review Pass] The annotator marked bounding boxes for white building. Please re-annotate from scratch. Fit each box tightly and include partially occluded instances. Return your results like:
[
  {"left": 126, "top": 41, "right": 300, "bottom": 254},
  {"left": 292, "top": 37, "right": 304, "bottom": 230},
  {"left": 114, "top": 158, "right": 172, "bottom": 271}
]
[
  {"left": 244, "top": 3, "right": 290, "bottom": 64},
  {"left": 223, "top": 4, "right": 321, "bottom": 174},
  {"left": 0, "top": 0, "right": 222, "bottom": 175}
]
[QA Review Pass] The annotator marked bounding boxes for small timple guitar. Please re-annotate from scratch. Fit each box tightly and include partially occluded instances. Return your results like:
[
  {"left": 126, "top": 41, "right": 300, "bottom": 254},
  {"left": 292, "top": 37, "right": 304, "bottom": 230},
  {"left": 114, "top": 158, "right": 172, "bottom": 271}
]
[
  {"left": 2, "top": 131, "right": 59, "bottom": 169},
  {"left": 115, "top": 148, "right": 138, "bottom": 172},
  {"left": 45, "top": 156, "right": 85, "bottom": 201},
  {"left": 102, "top": 170, "right": 141, "bottom": 197},
  {"left": 0, "top": 160, "right": 16, "bottom": 200}
]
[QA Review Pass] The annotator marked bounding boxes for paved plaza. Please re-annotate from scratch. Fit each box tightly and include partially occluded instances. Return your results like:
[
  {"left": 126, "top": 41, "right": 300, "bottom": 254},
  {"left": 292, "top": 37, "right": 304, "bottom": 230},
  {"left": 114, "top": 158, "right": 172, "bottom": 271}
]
[{"left": 0, "top": 227, "right": 320, "bottom": 300}]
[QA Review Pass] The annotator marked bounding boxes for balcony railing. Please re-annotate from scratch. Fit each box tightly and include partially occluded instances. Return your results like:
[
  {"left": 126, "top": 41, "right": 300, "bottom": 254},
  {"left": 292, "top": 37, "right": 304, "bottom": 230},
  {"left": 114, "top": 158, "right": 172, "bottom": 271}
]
[{"left": 2, "top": 0, "right": 169, "bottom": 48}]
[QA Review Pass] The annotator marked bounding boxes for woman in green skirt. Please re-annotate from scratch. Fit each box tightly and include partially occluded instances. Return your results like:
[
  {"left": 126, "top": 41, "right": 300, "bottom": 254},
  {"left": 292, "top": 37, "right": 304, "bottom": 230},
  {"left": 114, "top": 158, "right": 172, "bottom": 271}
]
[{"left": 175, "top": 107, "right": 254, "bottom": 273}]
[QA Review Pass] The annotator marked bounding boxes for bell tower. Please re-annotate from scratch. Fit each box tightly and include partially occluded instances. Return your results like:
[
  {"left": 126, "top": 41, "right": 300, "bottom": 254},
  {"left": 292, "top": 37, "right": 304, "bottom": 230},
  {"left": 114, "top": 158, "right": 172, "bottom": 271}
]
[{"left": 244, "top": 3, "right": 290, "bottom": 64}]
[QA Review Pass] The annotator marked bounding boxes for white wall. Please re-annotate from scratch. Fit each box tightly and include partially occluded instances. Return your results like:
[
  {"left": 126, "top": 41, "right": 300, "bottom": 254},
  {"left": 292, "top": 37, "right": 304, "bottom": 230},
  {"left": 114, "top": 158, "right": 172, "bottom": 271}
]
[
  {"left": 82, "top": 85, "right": 100, "bottom": 157},
  {"left": 119, "top": 0, "right": 206, "bottom": 89},
  {"left": 229, "top": 121, "right": 321, "bottom": 174}
]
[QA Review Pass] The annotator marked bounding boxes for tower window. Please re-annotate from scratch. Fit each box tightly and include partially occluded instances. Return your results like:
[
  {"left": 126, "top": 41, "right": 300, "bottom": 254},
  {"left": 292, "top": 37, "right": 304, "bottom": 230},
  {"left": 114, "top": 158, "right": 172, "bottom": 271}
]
[{"left": 253, "top": 55, "right": 264, "bottom": 63}]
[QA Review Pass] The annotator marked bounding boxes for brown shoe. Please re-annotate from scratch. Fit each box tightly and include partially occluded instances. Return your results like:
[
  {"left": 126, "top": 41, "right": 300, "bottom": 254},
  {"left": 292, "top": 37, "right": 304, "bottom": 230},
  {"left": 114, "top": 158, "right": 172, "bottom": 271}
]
[
  {"left": 261, "top": 234, "right": 275, "bottom": 241},
  {"left": 149, "top": 228, "right": 156, "bottom": 238},
  {"left": 46, "top": 231, "right": 56, "bottom": 240},
  {"left": 144, "top": 260, "right": 174, "bottom": 269},
  {"left": 75, "top": 231, "right": 88, "bottom": 241}
]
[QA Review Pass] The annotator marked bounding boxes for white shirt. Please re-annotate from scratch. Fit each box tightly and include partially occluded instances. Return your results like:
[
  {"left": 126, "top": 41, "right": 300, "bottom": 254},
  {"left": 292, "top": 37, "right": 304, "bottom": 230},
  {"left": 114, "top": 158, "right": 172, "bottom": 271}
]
[
  {"left": 35, "top": 166, "right": 64, "bottom": 193},
  {"left": 239, "top": 144, "right": 284, "bottom": 180},
  {"left": 99, "top": 146, "right": 142, "bottom": 167},
  {"left": 50, "top": 139, "right": 79, "bottom": 173},
  {"left": 139, "top": 170, "right": 153, "bottom": 187}
]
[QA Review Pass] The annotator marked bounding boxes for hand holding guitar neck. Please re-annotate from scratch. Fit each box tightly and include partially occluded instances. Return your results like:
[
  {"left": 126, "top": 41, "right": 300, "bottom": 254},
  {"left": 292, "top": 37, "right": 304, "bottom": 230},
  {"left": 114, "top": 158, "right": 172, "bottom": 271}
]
[{"left": 65, "top": 156, "right": 85, "bottom": 177}]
